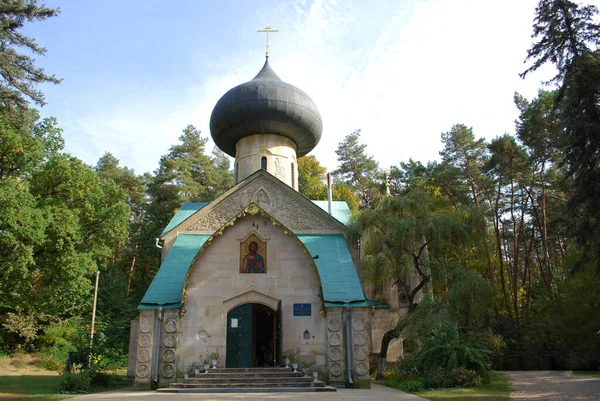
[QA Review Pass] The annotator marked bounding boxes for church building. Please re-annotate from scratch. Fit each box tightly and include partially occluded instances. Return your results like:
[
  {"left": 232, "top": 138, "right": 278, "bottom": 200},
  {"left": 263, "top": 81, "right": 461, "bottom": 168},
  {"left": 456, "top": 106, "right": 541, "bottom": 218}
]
[{"left": 131, "top": 55, "right": 407, "bottom": 390}]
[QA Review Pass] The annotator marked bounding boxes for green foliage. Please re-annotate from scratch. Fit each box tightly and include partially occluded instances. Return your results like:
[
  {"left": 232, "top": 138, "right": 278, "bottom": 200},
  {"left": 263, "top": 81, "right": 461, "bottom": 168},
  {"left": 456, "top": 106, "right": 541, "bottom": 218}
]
[
  {"left": 59, "top": 371, "right": 92, "bottom": 392},
  {"left": 333, "top": 129, "right": 381, "bottom": 207},
  {"left": 297, "top": 155, "right": 327, "bottom": 200},
  {"left": 0, "top": 0, "right": 62, "bottom": 108}
]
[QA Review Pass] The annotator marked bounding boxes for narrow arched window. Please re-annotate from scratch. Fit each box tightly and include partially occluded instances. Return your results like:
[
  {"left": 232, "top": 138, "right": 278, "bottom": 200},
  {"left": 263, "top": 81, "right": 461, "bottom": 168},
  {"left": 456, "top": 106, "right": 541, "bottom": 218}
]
[
  {"left": 291, "top": 162, "right": 295, "bottom": 185},
  {"left": 261, "top": 156, "right": 267, "bottom": 170}
]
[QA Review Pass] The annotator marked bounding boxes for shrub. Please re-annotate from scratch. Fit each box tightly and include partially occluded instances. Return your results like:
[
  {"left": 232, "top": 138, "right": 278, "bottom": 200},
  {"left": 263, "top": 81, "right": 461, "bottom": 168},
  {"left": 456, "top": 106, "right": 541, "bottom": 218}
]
[
  {"left": 446, "top": 367, "right": 481, "bottom": 388},
  {"left": 60, "top": 372, "right": 92, "bottom": 392}
]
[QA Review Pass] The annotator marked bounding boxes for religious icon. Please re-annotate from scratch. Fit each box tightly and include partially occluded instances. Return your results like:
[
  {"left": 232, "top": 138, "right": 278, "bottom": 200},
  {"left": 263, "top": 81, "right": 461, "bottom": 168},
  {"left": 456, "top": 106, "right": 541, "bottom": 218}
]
[{"left": 240, "top": 237, "right": 267, "bottom": 274}]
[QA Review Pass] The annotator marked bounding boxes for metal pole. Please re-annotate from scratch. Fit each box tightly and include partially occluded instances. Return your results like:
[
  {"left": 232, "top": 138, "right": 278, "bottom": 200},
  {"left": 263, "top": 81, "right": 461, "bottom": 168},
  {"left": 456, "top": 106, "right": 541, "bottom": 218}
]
[{"left": 89, "top": 270, "right": 100, "bottom": 366}]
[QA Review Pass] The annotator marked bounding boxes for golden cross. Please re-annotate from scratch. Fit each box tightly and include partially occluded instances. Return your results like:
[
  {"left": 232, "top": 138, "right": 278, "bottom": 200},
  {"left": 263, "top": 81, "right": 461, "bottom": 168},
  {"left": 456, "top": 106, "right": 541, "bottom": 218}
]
[{"left": 257, "top": 26, "right": 279, "bottom": 58}]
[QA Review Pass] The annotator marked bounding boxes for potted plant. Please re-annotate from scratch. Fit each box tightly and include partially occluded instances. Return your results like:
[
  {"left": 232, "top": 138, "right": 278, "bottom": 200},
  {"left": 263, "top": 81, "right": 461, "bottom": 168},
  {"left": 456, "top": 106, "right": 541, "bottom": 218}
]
[
  {"left": 310, "top": 365, "right": 323, "bottom": 382},
  {"left": 291, "top": 355, "right": 299, "bottom": 372},
  {"left": 203, "top": 356, "right": 210, "bottom": 372},
  {"left": 282, "top": 353, "right": 290, "bottom": 368},
  {"left": 191, "top": 361, "right": 200, "bottom": 377},
  {"left": 209, "top": 349, "right": 220, "bottom": 368}
]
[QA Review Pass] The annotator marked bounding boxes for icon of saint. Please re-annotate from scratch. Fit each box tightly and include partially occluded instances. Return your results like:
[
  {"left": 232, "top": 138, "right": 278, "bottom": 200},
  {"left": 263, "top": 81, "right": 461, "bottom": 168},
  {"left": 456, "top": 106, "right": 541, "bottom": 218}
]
[{"left": 242, "top": 241, "right": 265, "bottom": 273}]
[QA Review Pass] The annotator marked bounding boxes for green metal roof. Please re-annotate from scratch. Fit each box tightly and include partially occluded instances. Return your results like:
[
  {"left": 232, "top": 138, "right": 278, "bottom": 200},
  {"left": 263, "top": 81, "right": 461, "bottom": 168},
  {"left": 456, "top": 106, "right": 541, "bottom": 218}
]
[
  {"left": 139, "top": 234, "right": 210, "bottom": 309},
  {"left": 160, "top": 202, "right": 209, "bottom": 237},
  {"left": 311, "top": 201, "right": 351, "bottom": 225},
  {"left": 139, "top": 233, "right": 366, "bottom": 310},
  {"left": 297, "top": 234, "right": 365, "bottom": 304}
]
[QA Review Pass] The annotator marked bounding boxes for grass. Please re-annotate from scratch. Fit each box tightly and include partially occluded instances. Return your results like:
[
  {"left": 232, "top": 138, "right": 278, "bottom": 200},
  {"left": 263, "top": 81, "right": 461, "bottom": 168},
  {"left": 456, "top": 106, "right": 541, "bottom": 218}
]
[
  {"left": 387, "top": 372, "right": 510, "bottom": 401},
  {"left": 0, "top": 353, "right": 130, "bottom": 401},
  {"left": 573, "top": 370, "right": 600, "bottom": 377}
]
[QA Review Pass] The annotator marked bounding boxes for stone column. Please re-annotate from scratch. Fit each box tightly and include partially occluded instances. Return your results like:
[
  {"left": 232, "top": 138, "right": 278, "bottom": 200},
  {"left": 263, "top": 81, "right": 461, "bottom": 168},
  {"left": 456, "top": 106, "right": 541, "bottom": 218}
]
[
  {"left": 127, "top": 317, "right": 139, "bottom": 379},
  {"left": 326, "top": 308, "right": 345, "bottom": 387},
  {"left": 159, "top": 309, "right": 179, "bottom": 387},
  {"left": 134, "top": 310, "right": 155, "bottom": 389},
  {"left": 351, "top": 308, "right": 371, "bottom": 388}
]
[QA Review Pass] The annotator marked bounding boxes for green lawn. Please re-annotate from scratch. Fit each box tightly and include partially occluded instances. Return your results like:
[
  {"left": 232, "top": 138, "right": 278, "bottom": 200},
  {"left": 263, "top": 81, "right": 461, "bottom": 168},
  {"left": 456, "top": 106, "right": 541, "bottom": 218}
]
[
  {"left": 411, "top": 372, "right": 510, "bottom": 401},
  {"left": 573, "top": 370, "right": 600, "bottom": 377},
  {"left": 0, "top": 374, "right": 74, "bottom": 401}
]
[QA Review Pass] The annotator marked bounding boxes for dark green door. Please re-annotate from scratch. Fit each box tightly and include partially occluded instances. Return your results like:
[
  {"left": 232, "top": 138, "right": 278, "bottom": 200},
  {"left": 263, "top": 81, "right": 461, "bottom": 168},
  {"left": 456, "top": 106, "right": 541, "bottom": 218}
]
[{"left": 226, "top": 303, "right": 253, "bottom": 368}]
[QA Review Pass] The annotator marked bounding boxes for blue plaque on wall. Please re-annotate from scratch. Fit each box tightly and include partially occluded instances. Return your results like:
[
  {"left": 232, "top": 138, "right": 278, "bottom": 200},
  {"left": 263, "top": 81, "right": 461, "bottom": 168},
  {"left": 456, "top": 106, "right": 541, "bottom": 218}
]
[{"left": 293, "top": 303, "right": 311, "bottom": 316}]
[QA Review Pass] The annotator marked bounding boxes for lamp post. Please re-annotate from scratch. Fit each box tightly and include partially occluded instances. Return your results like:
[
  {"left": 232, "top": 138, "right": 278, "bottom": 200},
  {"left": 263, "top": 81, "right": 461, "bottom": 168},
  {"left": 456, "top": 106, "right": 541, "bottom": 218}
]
[{"left": 89, "top": 270, "right": 100, "bottom": 367}]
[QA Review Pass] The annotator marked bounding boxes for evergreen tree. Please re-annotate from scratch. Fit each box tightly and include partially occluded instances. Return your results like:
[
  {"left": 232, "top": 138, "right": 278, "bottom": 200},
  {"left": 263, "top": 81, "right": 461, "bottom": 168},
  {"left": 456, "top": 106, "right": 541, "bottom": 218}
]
[
  {"left": 333, "top": 129, "right": 380, "bottom": 208},
  {"left": 0, "top": 0, "right": 61, "bottom": 108},
  {"left": 522, "top": 0, "right": 600, "bottom": 266}
]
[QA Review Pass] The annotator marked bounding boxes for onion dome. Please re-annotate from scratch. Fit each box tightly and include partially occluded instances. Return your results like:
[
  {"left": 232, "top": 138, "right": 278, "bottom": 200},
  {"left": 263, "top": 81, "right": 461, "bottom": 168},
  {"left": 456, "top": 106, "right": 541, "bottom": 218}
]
[{"left": 210, "top": 59, "right": 322, "bottom": 157}]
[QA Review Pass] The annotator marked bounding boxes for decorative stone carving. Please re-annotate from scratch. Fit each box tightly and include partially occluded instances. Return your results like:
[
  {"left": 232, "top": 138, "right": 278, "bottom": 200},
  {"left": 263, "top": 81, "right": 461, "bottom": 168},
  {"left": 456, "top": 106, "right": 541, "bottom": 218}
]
[
  {"left": 274, "top": 157, "right": 286, "bottom": 181},
  {"left": 252, "top": 188, "right": 271, "bottom": 212},
  {"left": 179, "top": 175, "right": 342, "bottom": 234},
  {"left": 163, "top": 349, "right": 176, "bottom": 363},
  {"left": 353, "top": 332, "right": 367, "bottom": 346},
  {"left": 163, "top": 334, "right": 176, "bottom": 348},
  {"left": 138, "top": 348, "right": 151, "bottom": 363},
  {"left": 327, "top": 309, "right": 345, "bottom": 381},
  {"left": 329, "top": 332, "right": 342, "bottom": 346},
  {"left": 351, "top": 310, "right": 371, "bottom": 382},
  {"left": 162, "top": 363, "right": 175, "bottom": 378},
  {"left": 242, "top": 159, "right": 252, "bottom": 179},
  {"left": 330, "top": 348, "right": 342, "bottom": 361},
  {"left": 328, "top": 316, "right": 341, "bottom": 332},
  {"left": 355, "top": 347, "right": 368, "bottom": 361},
  {"left": 330, "top": 362, "right": 343, "bottom": 376},
  {"left": 135, "top": 310, "right": 155, "bottom": 390},
  {"left": 164, "top": 319, "right": 177, "bottom": 333},
  {"left": 197, "top": 329, "right": 209, "bottom": 342},
  {"left": 355, "top": 362, "right": 369, "bottom": 376},
  {"left": 139, "top": 316, "right": 152, "bottom": 333},
  {"left": 136, "top": 363, "right": 150, "bottom": 378},
  {"left": 352, "top": 317, "right": 366, "bottom": 331},
  {"left": 138, "top": 334, "right": 152, "bottom": 348}
]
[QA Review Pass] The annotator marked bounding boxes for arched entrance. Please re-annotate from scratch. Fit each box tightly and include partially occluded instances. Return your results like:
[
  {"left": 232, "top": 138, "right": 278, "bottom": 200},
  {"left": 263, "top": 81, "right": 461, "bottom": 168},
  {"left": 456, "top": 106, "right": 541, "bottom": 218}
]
[{"left": 226, "top": 303, "right": 280, "bottom": 368}]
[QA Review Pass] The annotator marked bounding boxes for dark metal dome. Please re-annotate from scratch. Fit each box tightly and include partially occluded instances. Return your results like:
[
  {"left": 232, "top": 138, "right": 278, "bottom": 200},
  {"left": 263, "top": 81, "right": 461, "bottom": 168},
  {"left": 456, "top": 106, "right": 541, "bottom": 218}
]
[{"left": 209, "top": 59, "right": 322, "bottom": 157}]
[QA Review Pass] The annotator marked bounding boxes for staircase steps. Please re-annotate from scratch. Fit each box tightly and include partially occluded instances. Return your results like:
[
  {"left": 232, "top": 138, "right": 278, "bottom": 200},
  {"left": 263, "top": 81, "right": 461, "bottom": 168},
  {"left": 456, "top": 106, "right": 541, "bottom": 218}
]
[{"left": 158, "top": 367, "right": 336, "bottom": 393}]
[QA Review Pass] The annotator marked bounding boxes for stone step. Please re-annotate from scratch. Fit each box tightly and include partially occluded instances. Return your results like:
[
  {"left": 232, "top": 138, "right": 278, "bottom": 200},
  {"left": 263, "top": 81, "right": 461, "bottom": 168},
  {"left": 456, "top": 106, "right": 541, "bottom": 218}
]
[
  {"left": 158, "top": 386, "right": 337, "bottom": 393},
  {"left": 158, "top": 367, "right": 336, "bottom": 393},
  {"left": 171, "top": 380, "right": 327, "bottom": 388},
  {"left": 184, "top": 376, "right": 315, "bottom": 383},
  {"left": 205, "top": 367, "right": 293, "bottom": 373},
  {"left": 189, "top": 372, "right": 305, "bottom": 379}
]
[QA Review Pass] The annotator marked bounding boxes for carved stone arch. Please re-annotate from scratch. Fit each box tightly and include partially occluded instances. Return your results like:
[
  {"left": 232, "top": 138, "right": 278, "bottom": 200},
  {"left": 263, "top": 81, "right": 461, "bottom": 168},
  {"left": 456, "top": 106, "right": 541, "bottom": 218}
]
[
  {"left": 180, "top": 203, "right": 326, "bottom": 312},
  {"left": 223, "top": 290, "right": 279, "bottom": 312},
  {"left": 252, "top": 187, "right": 272, "bottom": 212}
]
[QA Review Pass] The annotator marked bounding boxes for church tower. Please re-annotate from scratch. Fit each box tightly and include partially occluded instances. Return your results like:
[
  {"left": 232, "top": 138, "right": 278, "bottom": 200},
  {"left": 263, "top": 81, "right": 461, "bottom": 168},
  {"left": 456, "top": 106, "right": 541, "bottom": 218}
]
[{"left": 209, "top": 58, "right": 322, "bottom": 189}]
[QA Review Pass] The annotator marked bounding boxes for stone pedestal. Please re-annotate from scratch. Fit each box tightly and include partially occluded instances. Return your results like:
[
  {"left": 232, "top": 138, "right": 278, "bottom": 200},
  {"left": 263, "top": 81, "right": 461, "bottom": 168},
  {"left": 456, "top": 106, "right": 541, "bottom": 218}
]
[{"left": 134, "top": 310, "right": 156, "bottom": 389}]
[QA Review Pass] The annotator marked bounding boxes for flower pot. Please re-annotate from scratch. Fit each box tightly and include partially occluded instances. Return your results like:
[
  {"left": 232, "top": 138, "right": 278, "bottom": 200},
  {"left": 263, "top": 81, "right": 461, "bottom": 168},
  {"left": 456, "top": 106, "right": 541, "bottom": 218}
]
[
  {"left": 204, "top": 364, "right": 210, "bottom": 372},
  {"left": 184, "top": 373, "right": 189, "bottom": 379},
  {"left": 194, "top": 368, "right": 200, "bottom": 376},
  {"left": 284, "top": 358, "right": 290, "bottom": 368},
  {"left": 292, "top": 362, "right": 298, "bottom": 372},
  {"left": 312, "top": 371, "right": 319, "bottom": 382},
  {"left": 211, "top": 359, "right": 218, "bottom": 368}
]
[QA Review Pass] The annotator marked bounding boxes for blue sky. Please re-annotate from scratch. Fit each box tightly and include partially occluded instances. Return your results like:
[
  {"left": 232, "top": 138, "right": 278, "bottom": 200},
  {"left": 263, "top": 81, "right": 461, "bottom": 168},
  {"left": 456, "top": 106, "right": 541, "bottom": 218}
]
[{"left": 24, "top": 0, "right": 596, "bottom": 175}]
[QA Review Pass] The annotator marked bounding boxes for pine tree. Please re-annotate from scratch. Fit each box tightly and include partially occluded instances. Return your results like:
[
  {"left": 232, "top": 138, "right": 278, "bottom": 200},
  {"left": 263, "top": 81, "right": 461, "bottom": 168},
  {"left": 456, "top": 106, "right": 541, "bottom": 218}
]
[{"left": 0, "top": 0, "right": 61, "bottom": 108}]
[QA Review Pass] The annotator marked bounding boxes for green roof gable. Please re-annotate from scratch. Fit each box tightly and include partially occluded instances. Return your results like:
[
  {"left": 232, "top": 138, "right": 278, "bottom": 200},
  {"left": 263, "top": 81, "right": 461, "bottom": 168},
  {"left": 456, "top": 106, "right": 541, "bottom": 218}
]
[
  {"left": 297, "top": 234, "right": 365, "bottom": 304},
  {"left": 311, "top": 201, "right": 351, "bottom": 225},
  {"left": 139, "top": 234, "right": 210, "bottom": 309},
  {"left": 139, "top": 233, "right": 366, "bottom": 310},
  {"left": 160, "top": 202, "right": 209, "bottom": 237}
]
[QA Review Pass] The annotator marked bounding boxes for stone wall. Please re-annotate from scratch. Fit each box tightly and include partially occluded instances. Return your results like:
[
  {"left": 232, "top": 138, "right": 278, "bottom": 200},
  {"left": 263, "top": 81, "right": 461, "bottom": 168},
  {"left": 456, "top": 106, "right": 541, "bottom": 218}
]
[{"left": 178, "top": 214, "right": 327, "bottom": 371}]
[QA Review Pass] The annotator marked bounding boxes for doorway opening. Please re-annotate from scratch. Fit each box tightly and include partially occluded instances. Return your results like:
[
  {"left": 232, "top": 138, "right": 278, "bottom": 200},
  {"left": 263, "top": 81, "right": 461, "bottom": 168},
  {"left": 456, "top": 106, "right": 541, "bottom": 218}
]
[{"left": 226, "top": 303, "right": 279, "bottom": 368}]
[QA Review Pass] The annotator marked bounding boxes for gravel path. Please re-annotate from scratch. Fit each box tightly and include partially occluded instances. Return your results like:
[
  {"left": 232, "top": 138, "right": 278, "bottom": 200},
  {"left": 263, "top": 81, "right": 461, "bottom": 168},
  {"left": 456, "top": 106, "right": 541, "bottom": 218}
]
[{"left": 503, "top": 371, "right": 600, "bottom": 400}]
